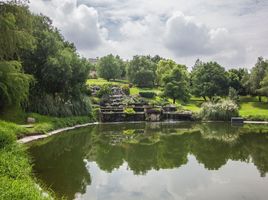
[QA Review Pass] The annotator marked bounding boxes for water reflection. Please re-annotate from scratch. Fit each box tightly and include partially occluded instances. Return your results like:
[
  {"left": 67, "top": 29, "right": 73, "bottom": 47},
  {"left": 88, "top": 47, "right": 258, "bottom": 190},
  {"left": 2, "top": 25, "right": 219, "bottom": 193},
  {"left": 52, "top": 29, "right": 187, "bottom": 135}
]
[{"left": 28, "top": 122, "right": 268, "bottom": 200}]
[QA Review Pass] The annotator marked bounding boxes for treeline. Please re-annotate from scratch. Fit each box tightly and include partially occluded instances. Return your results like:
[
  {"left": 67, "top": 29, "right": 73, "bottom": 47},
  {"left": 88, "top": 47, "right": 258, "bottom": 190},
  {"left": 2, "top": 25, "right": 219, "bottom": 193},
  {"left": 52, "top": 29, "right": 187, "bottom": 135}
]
[
  {"left": 95, "top": 54, "right": 268, "bottom": 103},
  {"left": 0, "top": 1, "right": 93, "bottom": 117}
]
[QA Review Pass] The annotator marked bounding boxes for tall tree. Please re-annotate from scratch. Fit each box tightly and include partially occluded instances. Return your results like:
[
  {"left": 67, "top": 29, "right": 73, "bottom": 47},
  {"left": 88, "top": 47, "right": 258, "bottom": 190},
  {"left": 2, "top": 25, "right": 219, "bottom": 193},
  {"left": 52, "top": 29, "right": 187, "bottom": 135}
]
[
  {"left": 257, "top": 72, "right": 268, "bottom": 101},
  {"left": 163, "top": 65, "right": 190, "bottom": 104},
  {"left": 191, "top": 61, "right": 229, "bottom": 100},
  {"left": 97, "top": 54, "right": 122, "bottom": 81},
  {"left": 156, "top": 59, "right": 177, "bottom": 86},
  {"left": 19, "top": 14, "right": 92, "bottom": 116},
  {"left": 249, "top": 57, "right": 268, "bottom": 102},
  {"left": 0, "top": 1, "right": 34, "bottom": 111},
  {"left": 127, "top": 55, "right": 156, "bottom": 87},
  {"left": 227, "top": 68, "right": 248, "bottom": 95},
  {"left": 115, "top": 55, "right": 126, "bottom": 79}
]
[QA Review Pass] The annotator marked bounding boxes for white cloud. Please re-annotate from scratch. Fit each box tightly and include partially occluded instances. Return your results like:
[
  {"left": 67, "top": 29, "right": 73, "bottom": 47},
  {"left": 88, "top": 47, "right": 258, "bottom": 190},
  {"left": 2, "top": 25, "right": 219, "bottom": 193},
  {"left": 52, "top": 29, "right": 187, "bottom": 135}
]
[
  {"left": 163, "top": 12, "right": 246, "bottom": 67},
  {"left": 29, "top": 0, "right": 105, "bottom": 49},
  {"left": 29, "top": 0, "right": 268, "bottom": 68}
]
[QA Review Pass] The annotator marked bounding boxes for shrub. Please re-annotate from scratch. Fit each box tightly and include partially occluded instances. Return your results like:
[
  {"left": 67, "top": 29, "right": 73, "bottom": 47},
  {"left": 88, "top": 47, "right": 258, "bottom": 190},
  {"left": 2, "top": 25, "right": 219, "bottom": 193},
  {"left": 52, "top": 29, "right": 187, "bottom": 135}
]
[
  {"left": 27, "top": 95, "right": 92, "bottom": 117},
  {"left": 97, "top": 84, "right": 112, "bottom": 98},
  {"left": 124, "top": 108, "right": 136, "bottom": 114},
  {"left": 93, "top": 108, "right": 101, "bottom": 121},
  {"left": 199, "top": 99, "right": 239, "bottom": 121},
  {"left": 228, "top": 87, "right": 239, "bottom": 103},
  {"left": 121, "top": 85, "right": 130, "bottom": 95},
  {"left": 139, "top": 91, "right": 156, "bottom": 98}
]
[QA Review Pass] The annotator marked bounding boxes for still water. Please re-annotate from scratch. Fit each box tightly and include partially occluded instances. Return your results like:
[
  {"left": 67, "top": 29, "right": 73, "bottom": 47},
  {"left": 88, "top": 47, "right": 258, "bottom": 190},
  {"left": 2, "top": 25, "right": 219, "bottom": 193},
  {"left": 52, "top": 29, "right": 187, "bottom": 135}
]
[{"left": 28, "top": 122, "right": 268, "bottom": 200}]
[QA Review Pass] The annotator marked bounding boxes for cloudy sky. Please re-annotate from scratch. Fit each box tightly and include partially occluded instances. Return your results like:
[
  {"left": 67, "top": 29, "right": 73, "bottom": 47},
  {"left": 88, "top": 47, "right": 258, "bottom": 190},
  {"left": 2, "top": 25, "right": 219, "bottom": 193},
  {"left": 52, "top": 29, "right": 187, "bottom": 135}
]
[{"left": 29, "top": 0, "right": 268, "bottom": 69}]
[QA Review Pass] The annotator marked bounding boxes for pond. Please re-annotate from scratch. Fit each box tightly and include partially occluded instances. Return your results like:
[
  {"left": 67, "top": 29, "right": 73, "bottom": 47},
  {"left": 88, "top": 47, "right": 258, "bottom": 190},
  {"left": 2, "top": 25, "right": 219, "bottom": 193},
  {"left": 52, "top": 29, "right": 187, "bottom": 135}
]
[{"left": 28, "top": 122, "right": 268, "bottom": 200}]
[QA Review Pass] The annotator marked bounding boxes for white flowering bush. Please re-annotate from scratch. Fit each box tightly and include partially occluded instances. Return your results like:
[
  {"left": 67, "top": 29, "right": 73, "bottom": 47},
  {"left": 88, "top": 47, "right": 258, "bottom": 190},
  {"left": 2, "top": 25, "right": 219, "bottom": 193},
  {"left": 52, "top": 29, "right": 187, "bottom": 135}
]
[{"left": 199, "top": 99, "right": 239, "bottom": 121}]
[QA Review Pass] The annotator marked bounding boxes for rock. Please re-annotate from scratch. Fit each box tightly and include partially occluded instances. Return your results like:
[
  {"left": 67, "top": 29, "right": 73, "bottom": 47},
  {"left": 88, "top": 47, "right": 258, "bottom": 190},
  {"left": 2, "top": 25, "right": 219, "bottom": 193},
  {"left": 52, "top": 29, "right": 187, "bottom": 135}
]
[{"left": 27, "top": 117, "right": 36, "bottom": 124}]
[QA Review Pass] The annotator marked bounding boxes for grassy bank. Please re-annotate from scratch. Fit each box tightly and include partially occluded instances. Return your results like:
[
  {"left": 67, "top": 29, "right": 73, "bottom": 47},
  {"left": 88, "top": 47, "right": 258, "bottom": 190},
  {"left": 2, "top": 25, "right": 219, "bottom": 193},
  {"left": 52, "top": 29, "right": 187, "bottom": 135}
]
[
  {"left": 0, "top": 112, "right": 95, "bottom": 199},
  {"left": 0, "top": 113, "right": 94, "bottom": 139},
  {"left": 0, "top": 126, "right": 52, "bottom": 199}
]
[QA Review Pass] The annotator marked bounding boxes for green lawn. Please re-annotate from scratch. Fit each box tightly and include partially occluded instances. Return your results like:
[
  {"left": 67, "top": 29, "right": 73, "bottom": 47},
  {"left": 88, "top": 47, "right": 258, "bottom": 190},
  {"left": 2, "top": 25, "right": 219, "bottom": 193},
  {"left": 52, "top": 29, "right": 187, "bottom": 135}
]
[
  {"left": 87, "top": 78, "right": 128, "bottom": 86},
  {"left": 87, "top": 78, "right": 162, "bottom": 95},
  {"left": 239, "top": 101, "right": 268, "bottom": 119},
  {"left": 0, "top": 112, "right": 94, "bottom": 138}
]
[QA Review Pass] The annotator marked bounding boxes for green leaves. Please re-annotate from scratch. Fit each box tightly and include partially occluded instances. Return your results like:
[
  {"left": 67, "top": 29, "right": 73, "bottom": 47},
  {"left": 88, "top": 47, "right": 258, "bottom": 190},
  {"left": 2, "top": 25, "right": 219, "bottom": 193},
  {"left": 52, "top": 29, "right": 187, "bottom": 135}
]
[
  {"left": 0, "top": 3, "right": 35, "bottom": 60},
  {"left": 97, "top": 54, "right": 124, "bottom": 81},
  {"left": 191, "top": 61, "right": 229, "bottom": 99},
  {"left": 163, "top": 65, "right": 190, "bottom": 103},
  {"left": 127, "top": 55, "right": 156, "bottom": 87},
  {"left": 0, "top": 61, "right": 32, "bottom": 109}
]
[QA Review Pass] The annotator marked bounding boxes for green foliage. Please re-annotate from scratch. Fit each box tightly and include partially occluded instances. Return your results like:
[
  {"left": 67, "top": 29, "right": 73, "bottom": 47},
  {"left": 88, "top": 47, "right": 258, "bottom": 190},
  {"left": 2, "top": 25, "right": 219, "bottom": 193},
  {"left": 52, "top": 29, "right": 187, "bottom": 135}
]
[
  {"left": 97, "top": 54, "right": 123, "bottom": 81},
  {"left": 163, "top": 65, "right": 190, "bottom": 103},
  {"left": 227, "top": 68, "right": 248, "bottom": 95},
  {"left": 0, "top": 61, "right": 32, "bottom": 110},
  {"left": 16, "top": 14, "right": 93, "bottom": 116},
  {"left": 228, "top": 87, "right": 239, "bottom": 103},
  {"left": 191, "top": 60, "right": 229, "bottom": 99},
  {"left": 97, "top": 84, "right": 112, "bottom": 98},
  {"left": 139, "top": 91, "right": 156, "bottom": 98},
  {"left": 0, "top": 2, "right": 34, "bottom": 112},
  {"left": 124, "top": 108, "right": 136, "bottom": 114},
  {"left": 93, "top": 107, "right": 100, "bottom": 121},
  {"left": 156, "top": 59, "right": 177, "bottom": 85},
  {"left": 199, "top": 100, "right": 239, "bottom": 121},
  {"left": 27, "top": 95, "right": 92, "bottom": 117},
  {"left": 121, "top": 85, "right": 130, "bottom": 95},
  {"left": 0, "top": 2, "right": 35, "bottom": 60},
  {"left": 0, "top": 120, "right": 52, "bottom": 200},
  {"left": 249, "top": 57, "right": 268, "bottom": 99},
  {"left": 0, "top": 128, "right": 16, "bottom": 149},
  {"left": 257, "top": 72, "right": 268, "bottom": 97},
  {"left": 127, "top": 55, "right": 156, "bottom": 87}
]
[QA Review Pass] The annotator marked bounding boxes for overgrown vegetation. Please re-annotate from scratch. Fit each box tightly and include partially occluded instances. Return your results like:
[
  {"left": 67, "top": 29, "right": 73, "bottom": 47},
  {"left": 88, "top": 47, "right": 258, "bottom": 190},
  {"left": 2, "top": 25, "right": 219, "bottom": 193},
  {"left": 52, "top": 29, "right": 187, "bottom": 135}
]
[
  {"left": 199, "top": 100, "right": 239, "bottom": 121},
  {"left": 0, "top": 121, "right": 53, "bottom": 199},
  {"left": 0, "top": 1, "right": 93, "bottom": 117}
]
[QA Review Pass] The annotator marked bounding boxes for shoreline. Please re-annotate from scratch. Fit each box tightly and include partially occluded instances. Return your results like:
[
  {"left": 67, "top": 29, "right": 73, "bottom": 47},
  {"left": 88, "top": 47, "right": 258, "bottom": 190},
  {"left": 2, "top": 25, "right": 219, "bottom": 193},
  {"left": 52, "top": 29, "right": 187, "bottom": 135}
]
[
  {"left": 18, "top": 122, "right": 99, "bottom": 144},
  {"left": 18, "top": 120, "right": 268, "bottom": 144}
]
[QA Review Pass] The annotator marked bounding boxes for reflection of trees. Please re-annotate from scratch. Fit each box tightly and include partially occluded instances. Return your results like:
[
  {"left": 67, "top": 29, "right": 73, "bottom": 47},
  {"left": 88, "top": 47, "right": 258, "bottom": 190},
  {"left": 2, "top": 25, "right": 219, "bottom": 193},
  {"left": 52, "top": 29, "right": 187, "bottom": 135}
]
[
  {"left": 29, "top": 127, "right": 95, "bottom": 200},
  {"left": 91, "top": 123, "right": 268, "bottom": 176},
  {"left": 29, "top": 122, "right": 268, "bottom": 199}
]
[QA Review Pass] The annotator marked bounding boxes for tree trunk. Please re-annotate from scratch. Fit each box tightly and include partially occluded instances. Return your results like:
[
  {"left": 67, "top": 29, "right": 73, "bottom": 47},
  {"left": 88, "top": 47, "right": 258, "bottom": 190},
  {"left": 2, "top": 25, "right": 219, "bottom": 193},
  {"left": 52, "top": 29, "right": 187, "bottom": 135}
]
[
  {"left": 259, "top": 96, "right": 262, "bottom": 102},
  {"left": 173, "top": 98, "right": 176, "bottom": 104}
]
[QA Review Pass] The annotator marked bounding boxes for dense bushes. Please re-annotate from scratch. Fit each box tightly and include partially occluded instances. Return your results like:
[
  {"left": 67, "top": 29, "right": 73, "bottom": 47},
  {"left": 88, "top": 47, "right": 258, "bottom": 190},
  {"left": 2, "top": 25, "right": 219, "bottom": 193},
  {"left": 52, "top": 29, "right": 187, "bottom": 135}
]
[
  {"left": 121, "top": 85, "right": 130, "bottom": 95},
  {"left": 26, "top": 95, "right": 92, "bottom": 117},
  {"left": 199, "top": 100, "right": 239, "bottom": 121},
  {"left": 97, "top": 84, "right": 112, "bottom": 98},
  {"left": 139, "top": 91, "right": 156, "bottom": 98}
]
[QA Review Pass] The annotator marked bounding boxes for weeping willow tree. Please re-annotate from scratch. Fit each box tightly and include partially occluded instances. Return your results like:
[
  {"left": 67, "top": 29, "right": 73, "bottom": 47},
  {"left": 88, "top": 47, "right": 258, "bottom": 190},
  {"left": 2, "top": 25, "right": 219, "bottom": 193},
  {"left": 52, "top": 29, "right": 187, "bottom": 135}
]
[
  {"left": 0, "top": 61, "right": 32, "bottom": 110},
  {"left": 0, "top": 1, "right": 34, "bottom": 111}
]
